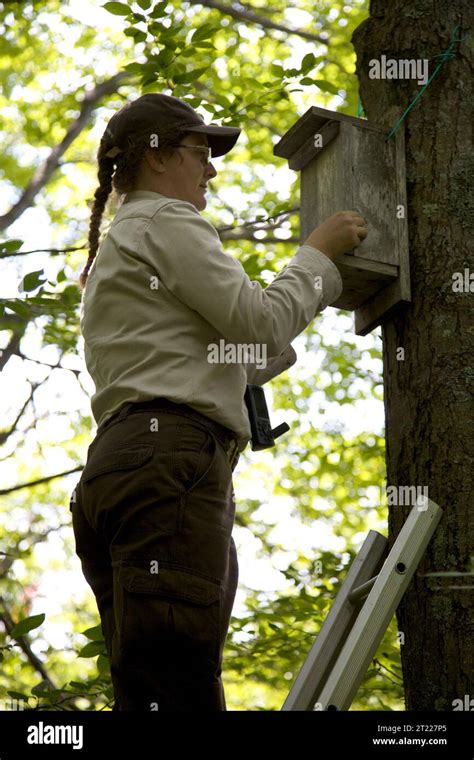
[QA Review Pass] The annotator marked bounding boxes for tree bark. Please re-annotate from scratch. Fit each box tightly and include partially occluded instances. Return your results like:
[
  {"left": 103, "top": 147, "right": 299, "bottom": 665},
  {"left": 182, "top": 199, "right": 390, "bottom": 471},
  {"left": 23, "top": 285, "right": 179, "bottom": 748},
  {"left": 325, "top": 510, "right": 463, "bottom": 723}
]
[{"left": 353, "top": 1, "right": 473, "bottom": 710}]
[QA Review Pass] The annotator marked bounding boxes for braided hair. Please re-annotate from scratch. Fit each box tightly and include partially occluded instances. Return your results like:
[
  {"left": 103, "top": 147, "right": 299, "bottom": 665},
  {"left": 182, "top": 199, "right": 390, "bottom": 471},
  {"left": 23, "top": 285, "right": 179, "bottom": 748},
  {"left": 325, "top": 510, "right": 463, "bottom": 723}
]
[{"left": 79, "top": 127, "right": 188, "bottom": 290}]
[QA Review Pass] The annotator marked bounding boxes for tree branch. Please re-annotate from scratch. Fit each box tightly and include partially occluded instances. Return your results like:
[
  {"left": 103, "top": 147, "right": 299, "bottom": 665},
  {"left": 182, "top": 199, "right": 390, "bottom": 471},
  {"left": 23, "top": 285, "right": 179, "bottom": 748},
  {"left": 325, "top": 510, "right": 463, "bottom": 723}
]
[
  {"left": 187, "top": 0, "right": 327, "bottom": 43},
  {"left": 0, "top": 523, "right": 70, "bottom": 577},
  {"left": 0, "top": 598, "right": 57, "bottom": 689},
  {"left": 0, "top": 323, "right": 28, "bottom": 372},
  {"left": 0, "top": 245, "right": 87, "bottom": 259},
  {"left": 1, "top": 207, "right": 300, "bottom": 256},
  {"left": 215, "top": 204, "right": 299, "bottom": 234},
  {"left": 0, "top": 467, "right": 83, "bottom": 496},
  {"left": 0, "top": 382, "right": 41, "bottom": 446},
  {"left": 220, "top": 231, "right": 300, "bottom": 243},
  {"left": 0, "top": 72, "right": 131, "bottom": 232},
  {"left": 17, "top": 350, "right": 81, "bottom": 375}
]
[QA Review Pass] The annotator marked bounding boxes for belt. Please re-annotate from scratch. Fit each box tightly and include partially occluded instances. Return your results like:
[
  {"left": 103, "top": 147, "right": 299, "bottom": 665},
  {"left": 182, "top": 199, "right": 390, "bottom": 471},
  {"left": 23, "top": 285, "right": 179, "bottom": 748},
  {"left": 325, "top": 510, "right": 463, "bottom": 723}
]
[{"left": 96, "top": 398, "right": 241, "bottom": 470}]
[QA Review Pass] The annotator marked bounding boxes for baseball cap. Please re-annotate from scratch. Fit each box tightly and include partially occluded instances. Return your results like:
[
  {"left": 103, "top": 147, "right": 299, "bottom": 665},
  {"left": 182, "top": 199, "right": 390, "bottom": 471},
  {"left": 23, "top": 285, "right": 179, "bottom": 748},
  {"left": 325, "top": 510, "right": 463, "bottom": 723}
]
[{"left": 104, "top": 92, "right": 241, "bottom": 158}]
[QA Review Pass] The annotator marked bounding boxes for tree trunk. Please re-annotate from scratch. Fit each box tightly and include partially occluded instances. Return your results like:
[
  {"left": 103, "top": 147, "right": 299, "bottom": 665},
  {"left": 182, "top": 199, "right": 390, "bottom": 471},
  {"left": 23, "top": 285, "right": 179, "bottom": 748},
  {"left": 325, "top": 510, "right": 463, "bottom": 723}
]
[{"left": 352, "top": 1, "right": 473, "bottom": 710}]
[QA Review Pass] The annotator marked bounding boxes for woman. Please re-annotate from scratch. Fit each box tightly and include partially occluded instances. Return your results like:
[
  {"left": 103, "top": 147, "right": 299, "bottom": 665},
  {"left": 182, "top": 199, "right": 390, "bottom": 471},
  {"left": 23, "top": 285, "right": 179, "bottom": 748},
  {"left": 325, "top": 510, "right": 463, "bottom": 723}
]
[{"left": 71, "top": 92, "right": 367, "bottom": 711}]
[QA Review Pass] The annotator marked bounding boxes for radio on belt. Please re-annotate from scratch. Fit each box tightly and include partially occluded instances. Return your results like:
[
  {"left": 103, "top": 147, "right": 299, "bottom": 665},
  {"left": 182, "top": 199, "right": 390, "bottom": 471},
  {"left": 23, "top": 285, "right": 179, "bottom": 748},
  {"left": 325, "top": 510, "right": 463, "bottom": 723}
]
[{"left": 244, "top": 384, "right": 290, "bottom": 451}]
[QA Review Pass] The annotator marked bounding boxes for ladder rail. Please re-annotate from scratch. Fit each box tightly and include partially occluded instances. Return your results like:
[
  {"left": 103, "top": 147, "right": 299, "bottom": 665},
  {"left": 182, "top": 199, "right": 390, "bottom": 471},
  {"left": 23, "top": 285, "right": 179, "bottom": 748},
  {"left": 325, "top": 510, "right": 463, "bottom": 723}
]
[
  {"left": 281, "top": 498, "right": 443, "bottom": 711},
  {"left": 316, "top": 498, "right": 442, "bottom": 710},
  {"left": 281, "top": 530, "right": 387, "bottom": 711}
]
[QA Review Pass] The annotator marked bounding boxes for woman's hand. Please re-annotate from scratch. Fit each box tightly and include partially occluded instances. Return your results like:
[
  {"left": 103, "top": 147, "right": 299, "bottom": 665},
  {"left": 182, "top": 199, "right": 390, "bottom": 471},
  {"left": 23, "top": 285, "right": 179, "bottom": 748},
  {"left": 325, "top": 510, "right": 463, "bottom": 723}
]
[{"left": 304, "top": 211, "right": 368, "bottom": 261}]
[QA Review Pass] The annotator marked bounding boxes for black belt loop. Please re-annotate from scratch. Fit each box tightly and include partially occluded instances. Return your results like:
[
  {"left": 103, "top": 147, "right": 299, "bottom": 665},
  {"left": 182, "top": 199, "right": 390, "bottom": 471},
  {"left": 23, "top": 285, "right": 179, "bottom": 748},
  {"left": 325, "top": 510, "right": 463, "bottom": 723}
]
[
  {"left": 117, "top": 402, "right": 135, "bottom": 422},
  {"left": 95, "top": 402, "right": 132, "bottom": 439}
]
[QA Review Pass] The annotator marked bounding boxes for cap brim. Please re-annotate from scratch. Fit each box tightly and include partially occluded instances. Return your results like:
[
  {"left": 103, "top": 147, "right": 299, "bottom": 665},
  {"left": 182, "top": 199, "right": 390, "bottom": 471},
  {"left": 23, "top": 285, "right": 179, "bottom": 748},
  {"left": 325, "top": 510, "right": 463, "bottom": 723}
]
[{"left": 184, "top": 124, "right": 241, "bottom": 157}]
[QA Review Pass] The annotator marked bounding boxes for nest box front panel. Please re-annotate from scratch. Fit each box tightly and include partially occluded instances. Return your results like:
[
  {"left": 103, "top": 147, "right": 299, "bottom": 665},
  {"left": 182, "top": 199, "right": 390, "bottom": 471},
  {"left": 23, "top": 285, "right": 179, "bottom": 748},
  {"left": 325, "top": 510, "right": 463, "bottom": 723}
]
[
  {"left": 300, "top": 133, "right": 350, "bottom": 243},
  {"left": 301, "top": 122, "right": 399, "bottom": 267},
  {"left": 274, "top": 105, "right": 410, "bottom": 334},
  {"left": 348, "top": 124, "right": 400, "bottom": 267}
]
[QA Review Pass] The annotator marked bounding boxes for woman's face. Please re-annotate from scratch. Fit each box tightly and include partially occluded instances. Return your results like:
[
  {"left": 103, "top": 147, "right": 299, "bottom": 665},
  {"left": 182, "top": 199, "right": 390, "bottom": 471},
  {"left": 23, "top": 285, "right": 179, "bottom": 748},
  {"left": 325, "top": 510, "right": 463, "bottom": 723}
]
[{"left": 139, "top": 132, "right": 218, "bottom": 211}]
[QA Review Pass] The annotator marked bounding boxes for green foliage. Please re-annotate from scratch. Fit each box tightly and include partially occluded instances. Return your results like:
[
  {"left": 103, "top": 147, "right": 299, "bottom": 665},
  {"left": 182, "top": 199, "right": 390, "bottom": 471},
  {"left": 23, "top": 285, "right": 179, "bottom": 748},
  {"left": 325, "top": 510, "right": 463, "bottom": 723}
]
[
  {"left": 10, "top": 613, "right": 45, "bottom": 638},
  {"left": 103, "top": 2, "right": 130, "bottom": 15}
]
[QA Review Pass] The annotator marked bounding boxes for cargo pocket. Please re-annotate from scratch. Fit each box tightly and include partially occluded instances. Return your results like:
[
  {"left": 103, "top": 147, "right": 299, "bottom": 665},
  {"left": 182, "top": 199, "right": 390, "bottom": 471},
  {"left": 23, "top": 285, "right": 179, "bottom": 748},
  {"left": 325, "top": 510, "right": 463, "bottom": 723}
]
[
  {"left": 81, "top": 443, "right": 155, "bottom": 483},
  {"left": 116, "top": 560, "right": 222, "bottom": 671}
]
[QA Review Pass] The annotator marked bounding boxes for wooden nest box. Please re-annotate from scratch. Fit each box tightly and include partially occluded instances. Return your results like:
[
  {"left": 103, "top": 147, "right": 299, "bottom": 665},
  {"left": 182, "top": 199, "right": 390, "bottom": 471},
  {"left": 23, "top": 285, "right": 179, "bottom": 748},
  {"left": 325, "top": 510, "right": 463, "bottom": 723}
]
[{"left": 274, "top": 106, "right": 411, "bottom": 335}]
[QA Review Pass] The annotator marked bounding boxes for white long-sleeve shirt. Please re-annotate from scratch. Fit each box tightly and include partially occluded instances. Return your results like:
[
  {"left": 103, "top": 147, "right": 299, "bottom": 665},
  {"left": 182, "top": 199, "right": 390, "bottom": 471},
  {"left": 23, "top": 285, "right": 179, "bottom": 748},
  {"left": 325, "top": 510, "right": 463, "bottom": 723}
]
[{"left": 80, "top": 190, "right": 343, "bottom": 452}]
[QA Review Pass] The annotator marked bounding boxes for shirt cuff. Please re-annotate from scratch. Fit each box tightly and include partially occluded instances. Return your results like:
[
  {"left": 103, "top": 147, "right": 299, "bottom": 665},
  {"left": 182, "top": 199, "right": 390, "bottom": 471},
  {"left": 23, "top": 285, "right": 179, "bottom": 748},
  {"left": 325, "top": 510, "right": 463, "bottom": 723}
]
[{"left": 291, "top": 244, "right": 343, "bottom": 309}]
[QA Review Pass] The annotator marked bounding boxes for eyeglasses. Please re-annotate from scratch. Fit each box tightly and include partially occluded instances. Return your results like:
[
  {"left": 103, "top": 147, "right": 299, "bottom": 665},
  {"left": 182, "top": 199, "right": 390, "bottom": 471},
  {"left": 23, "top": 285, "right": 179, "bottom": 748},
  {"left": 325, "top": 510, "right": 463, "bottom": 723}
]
[{"left": 176, "top": 144, "right": 212, "bottom": 166}]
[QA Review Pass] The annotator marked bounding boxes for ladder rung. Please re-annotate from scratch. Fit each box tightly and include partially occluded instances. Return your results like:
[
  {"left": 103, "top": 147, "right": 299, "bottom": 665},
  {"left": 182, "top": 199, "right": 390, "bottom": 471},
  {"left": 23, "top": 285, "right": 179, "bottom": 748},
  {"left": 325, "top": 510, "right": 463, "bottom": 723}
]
[{"left": 348, "top": 575, "right": 378, "bottom": 603}]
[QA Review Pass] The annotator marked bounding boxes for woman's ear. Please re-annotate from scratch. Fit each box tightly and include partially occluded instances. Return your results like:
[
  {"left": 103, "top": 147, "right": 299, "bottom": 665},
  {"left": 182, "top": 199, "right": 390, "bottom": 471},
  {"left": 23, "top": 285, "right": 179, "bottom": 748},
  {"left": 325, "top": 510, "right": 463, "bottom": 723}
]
[{"left": 144, "top": 148, "right": 168, "bottom": 174}]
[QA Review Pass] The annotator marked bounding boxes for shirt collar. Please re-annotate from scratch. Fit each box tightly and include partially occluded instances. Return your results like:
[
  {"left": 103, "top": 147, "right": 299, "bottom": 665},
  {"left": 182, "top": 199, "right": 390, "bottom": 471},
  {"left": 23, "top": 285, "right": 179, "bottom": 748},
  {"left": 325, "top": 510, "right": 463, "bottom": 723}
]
[{"left": 122, "top": 190, "right": 170, "bottom": 204}]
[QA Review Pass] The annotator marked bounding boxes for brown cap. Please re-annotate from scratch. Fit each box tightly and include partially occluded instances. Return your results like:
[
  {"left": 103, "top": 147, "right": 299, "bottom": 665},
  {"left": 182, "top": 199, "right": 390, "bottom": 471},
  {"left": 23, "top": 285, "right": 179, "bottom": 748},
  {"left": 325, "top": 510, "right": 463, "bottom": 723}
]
[{"left": 104, "top": 92, "right": 241, "bottom": 158}]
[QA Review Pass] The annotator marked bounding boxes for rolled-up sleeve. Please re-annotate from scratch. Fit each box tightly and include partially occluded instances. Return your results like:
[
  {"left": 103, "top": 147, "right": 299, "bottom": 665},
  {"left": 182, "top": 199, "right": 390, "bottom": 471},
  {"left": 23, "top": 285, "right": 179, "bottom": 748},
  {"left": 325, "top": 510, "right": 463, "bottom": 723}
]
[{"left": 138, "top": 199, "right": 343, "bottom": 357}]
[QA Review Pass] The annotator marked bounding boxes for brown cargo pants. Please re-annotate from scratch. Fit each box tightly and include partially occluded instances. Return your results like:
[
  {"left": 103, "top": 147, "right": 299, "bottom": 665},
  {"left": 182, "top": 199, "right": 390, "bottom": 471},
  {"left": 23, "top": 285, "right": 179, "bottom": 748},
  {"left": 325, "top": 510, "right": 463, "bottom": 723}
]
[{"left": 70, "top": 398, "right": 241, "bottom": 711}]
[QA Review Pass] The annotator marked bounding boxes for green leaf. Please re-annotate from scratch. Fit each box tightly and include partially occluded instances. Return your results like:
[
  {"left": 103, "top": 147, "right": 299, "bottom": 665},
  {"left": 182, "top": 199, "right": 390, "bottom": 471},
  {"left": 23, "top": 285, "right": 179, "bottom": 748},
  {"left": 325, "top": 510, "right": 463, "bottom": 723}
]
[
  {"left": 102, "top": 2, "right": 130, "bottom": 16},
  {"left": 149, "top": 21, "right": 165, "bottom": 35},
  {"left": 298, "top": 78, "right": 339, "bottom": 94},
  {"left": 141, "top": 73, "right": 158, "bottom": 87},
  {"left": 301, "top": 53, "right": 316, "bottom": 74},
  {"left": 124, "top": 28, "right": 147, "bottom": 42},
  {"left": 154, "top": 47, "right": 174, "bottom": 66},
  {"left": 173, "top": 65, "right": 209, "bottom": 84},
  {"left": 21, "top": 269, "right": 46, "bottom": 292},
  {"left": 10, "top": 613, "right": 45, "bottom": 638},
  {"left": 81, "top": 623, "right": 104, "bottom": 641},
  {"left": 31, "top": 680, "right": 51, "bottom": 695},
  {"left": 97, "top": 654, "right": 110, "bottom": 675},
  {"left": 7, "top": 691, "right": 30, "bottom": 701},
  {"left": 191, "top": 24, "right": 220, "bottom": 43},
  {"left": 180, "top": 96, "right": 202, "bottom": 108},
  {"left": 77, "top": 640, "right": 107, "bottom": 658},
  {"left": 213, "top": 93, "right": 233, "bottom": 109},
  {"left": 158, "top": 24, "right": 180, "bottom": 39},
  {"left": 313, "top": 79, "right": 339, "bottom": 94},
  {"left": 193, "top": 41, "right": 215, "bottom": 49},
  {"left": 2, "top": 299, "right": 30, "bottom": 317},
  {"left": 56, "top": 268, "right": 67, "bottom": 283},
  {"left": 0, "top": 239, "right": 23, "bottom": 254},
  {"left": 136, "top": 0, "right": 150, "bottom": 8},
  {"left": 150, "top": 1, "right": 168, "bottom": 17},
  {"left": 124, "top": 62, "right": 143, "bottom": 74}
]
